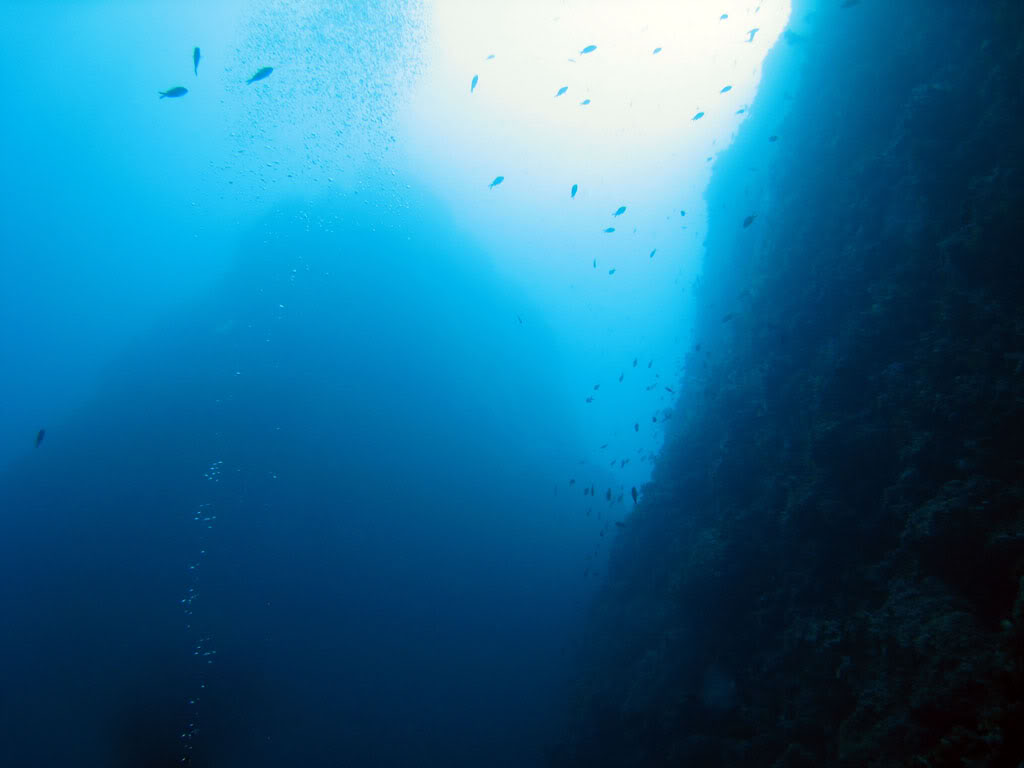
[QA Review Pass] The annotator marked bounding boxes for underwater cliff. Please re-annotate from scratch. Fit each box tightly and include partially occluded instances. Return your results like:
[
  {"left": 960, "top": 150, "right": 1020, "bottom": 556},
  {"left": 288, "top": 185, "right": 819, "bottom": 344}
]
[{"left": 550, "top": 1, "right": 1024, "bottom": 766}]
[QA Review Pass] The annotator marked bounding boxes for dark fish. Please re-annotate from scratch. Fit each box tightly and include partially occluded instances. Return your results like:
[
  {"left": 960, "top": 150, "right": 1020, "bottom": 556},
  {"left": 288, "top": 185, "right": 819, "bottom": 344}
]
[
  {"left": 580, "top": 98, "right": 591, "bottom": 105},
  {"left": 516, "top": 314, "right": 523, "bottom": 324},
  {"left": 35, "top": 428, "right": 45, "bottom": 448},
  {"left": 746, "top": 28, "right": 759, "bottom": 43},
  {"left": 571, "top": 183, "right": 578, "bottom": 198},
  {"left": 631, "top": 486, "right": 637, "bottom": 504},
  {"left": 593, "top": 258, "right": 597, "bottom": 268},
  {"left": 722, "top": 312, "right": 735, "bottom": 322},
  {"left": 743, "top": 214, "right": 756, "bottom": 227},
  {"left": 692, "top": 111, "right": 705, "bottom": 120},
  {"left": 613, "top": 206, "right": 626, "bottom": 217},
  {"left": 633, "top": 357, "right": 638, "bottom": 367},
  {"left": 246, "top": 66, "right": 273, "bottom": 84},
  {"left": 584, "top": 487, "right": 590, "bottom": 496},
  {"left": 193, "top": 47, "right": 200, "bottom": 76},
  {"left": 555, "top": 86, "right": 568, "bottom": 97},
  {"left": 593, "top": 384, "right": 600, "bottom": 390},
  {"left": 159, "top": 86, "right": 188, "bottom": 99},
  {"left": 580, "top": 45, "right": 597, "bottom": 54},
  {"left": 471, "top": 74, "right": 479, "bottom": 93},
  {"left": 489, "top": 175, "right": 504, "bottom": 189},
  {"left": 720, "top": 85, "right": 732, "bottom": 93},
  {"left": 652, "top": 47, "right": 662, "bottom": 54},
  {"left": 634, "top": 423, "right": 639, "bottom": 432},
  {"left": 652, "top": 415, "right": 657, "bottom": 422},
  {"left": 618, "top": 372, "right": 624, "bottom": 382},
  {"left": 599, "top": 443, "right": 608, "bottom": 449},
  {"left": 569, "top": 478, "right": 576, "bottom": 485},
  {"left": 649, "top": 249, "right": 656, "bottom": 258},
  {"left": 620, "top": 458, "right": 630, "bottom": 467},
  {"left": 603, "top": 227, "right": 615, "bottom": 233},
  {"left": 648, "top": 360, "right": 652, "bottom": 368},
  {"left": 590, "top": 485, "right": 595, "bottom": 496},
  {"left": 615, "top": 521, "right": 625, "bottom": 528},
  {"left": 665, "top": 386, "right": 675, "bottom": 393},
  {"left": 605, "top": 488, "right": 612, "bottom": 501},
  {"left": 608, "top": 268, "right": 616, "bottom": 275},
  {"left": 680, "top": 210, "right": 686, "bottom": 216},
  {"left": 768, "top": 135, "right": 778, "bottom": 142},
  {"left": 585, "top": 395, "right": 594, "bottom": 403}
]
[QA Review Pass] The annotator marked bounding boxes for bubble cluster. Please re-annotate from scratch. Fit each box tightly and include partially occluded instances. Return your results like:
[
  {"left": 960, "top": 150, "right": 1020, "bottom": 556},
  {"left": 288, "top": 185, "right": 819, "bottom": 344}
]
[{"left": 179, "top": 464, "right": 224, "bottom": 764}]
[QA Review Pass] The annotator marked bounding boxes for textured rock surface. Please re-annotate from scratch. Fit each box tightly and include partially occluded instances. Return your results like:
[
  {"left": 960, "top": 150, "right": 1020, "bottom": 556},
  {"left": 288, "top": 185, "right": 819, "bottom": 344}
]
[{"left": 550, "top": 2, "right": 1024, "bottom": 766}]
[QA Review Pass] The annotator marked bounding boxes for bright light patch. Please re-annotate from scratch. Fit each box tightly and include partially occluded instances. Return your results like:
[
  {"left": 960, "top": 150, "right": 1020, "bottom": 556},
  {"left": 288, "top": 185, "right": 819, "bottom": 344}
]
[{"left": 398, "top": 0, "right": 791, "bottom": 479}]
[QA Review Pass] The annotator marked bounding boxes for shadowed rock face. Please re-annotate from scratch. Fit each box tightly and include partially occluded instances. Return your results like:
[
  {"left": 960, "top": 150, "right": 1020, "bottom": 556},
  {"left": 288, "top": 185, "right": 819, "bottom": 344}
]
[{"left": 548, "top": 1, "right": 1024, "bottom": 766}]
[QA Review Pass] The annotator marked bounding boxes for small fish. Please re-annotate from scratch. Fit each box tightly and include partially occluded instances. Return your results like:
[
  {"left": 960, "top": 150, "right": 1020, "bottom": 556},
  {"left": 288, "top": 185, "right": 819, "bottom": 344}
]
[
  {"left": 486, "top": 54, "right": 496, "bottom": 60},
  {"left": 34, "top": 428, "right": 45, "bottom": 448},
  {"left": 665, "top": 386, "right": 675, "bottom": 393},
  {"left": 720, "top": 85, "right": 732, "bottom": 93},
  {"left": 571, "top": 184, "right": 578, "bottom": 198},
  {"left": 590, "top": 485, "right": 595, "bottom": 496},
  {"left": 746, "top": 28, "right": 759, "bottom": 43},
  {"left": 600, "top": 443, "right": 608, "bottom": 449},
  {"left": 555, "top": 86, "right": 568, "bottom": 97},
  {"left": 631, "top": 487, "right": 638, "bottom": 504},
  {"left": 605, "top": 488, "right": 612, "bottom": 501},
  {"left": 608, "top": 268, "right": 616, "bottom": 275},
  {"left": 593, "top": 258, "right": 597, "bottom": 268},
  {"left": 618, "top": 372, "right": 624, "bottom": 382},
  {"left": 768, "top": 135, "right": 778, "bottom": 142},
  {"left": 720, "top": 13, "right": 729, "bottom": 20},
  {"left": 652, "top": 47, "right": 662, "bottom": 54},
  {"left": 633, "top": 358, "right": 638, "bottom": 367},
  {"left": 721, "top": 312, "right": 736, "bottom": 322},
  {"left": 593, "top": 384, "right": 600, "bottom": 391},
  {"left": 580, "top": 45, "right": 597, "bottom": 54},
  {"left": 652, "top": 415, "right": 657, "bottom": 422},
  {"left": 471, "top": 74, "right": 479, "bottom": 93},
  {"left": 649, "top": 249, "right": 656, "bottom": 258},
  {"left": 743, "top": 214, "right": 756, "bottom": 228},
  {"left": 193, "top": 47, "right": 200, "bottom": 76},
  {"left": 647, "top": 360, "right": 652, "bottom": 368},
  {"left": 516, "top": 314, "right": 523, "bottom": 324},
  {"left": 585, "top": 395, "right": 594, "bottom": 403},
  {"left": 580, "top": 98, "right": 591, "bottom": 105},
  {"left": 680, "top": 210, "right": 686, "bottom": 217},
  {"left": 736, "top": 108, "right": 746, "bottom": 115},
  {"left": 603, "top": 227, "right": 615, "bottom": 233},
  {"left": 489, "top": 175, "right": 504, "bottom": 189},
  {"left": 692, "top": 111, "right": 705, "bottom": 120},
  {"left": 620, "top": 459, "right": 630, "bottom": 467},
  {"left": 159, "top": 86, "right": 188, "bottom": 99},
  {"left": 615, "top": 521, "right": 625, "bottom": 528},
  {"left": 634, "top": 423, "right": 639, "bottom": 432},
  {"left": 246, "top": 66, "right": 273, "bottom": 84},
  {"left": 584, "top": 487, "right": 590, "bottom": 496},
  {"left": 613, "top": 206, "right": 626, "bottom": 217},
  {"left": 569, "top": 478, "right": 576, "bottom": 485}
]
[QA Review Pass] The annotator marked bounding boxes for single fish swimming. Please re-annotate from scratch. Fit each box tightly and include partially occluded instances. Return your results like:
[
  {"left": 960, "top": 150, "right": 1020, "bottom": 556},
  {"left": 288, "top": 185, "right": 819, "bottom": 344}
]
[
  {"left": 631, "top": 486, "right": 638, "bottom": 504},
  {"left": 608, "top": 268, "right": 616, "bottom": 275},
  {"left": 555, "top": 86, "right": 568, "bottom": 97},
  {"left": 603, "top": 227, "right": 615, "bottom": 233},
  {"left": 580, "top": 45, "right": 597, "bottom": 54},
  {"left": 486, "top": 54, "right": 495, "bottom": 60},
  {"left": 246, "top": 66, "right": 273, "bottom": 84},
  {"left": 649, "top": 249, "right": 656, "bottom": 258},
  {"left": 580, "top": 99, "right": 591, "bottom": 105},
  {"left": 34, "top": 428, "right": 45, "bottom": 448},
  {"left": 193, "top": 47, "right": 200, "bottom": 76},
  {"left": 159, "top": 86, "right": 188, "bottom": 99},
  {"left": 692, "top": 111, "right": 705, "bottom": 120},
  {"left": 746, "top": 28, "right": 760, "bottom": 43},
  {"left": 652, "top": 47, "right": 662, "bottom": 55},
  {"left": 489, "top": 175, "right": 504, "bottom": 189},
  {"left": 720, "top": 85, "right": 732, "bottom": 93},
  {"left": 571, "top": 184, "right": 578, "bottom": 198},
  {"left": 743, "top": 214, "right": 756, "bottom": 227},
  {"left": 613, "top": 206, "right": 626, "bottom": 217},
  {"left": 471, "top": 74, "right": 479, "bottom": 93}
]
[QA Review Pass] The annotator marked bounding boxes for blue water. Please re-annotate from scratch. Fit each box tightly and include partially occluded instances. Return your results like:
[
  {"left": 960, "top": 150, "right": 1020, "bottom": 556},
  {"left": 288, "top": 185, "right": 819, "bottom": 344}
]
[{"left": 0, "top": 1, "right": 797, "bottom": 765}]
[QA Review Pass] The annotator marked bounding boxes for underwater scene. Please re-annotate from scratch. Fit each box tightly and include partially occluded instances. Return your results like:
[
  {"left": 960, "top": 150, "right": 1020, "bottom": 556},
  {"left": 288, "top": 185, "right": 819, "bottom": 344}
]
[{"left": 1, "top": 0, "right": 1021, "bottom": 765}]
